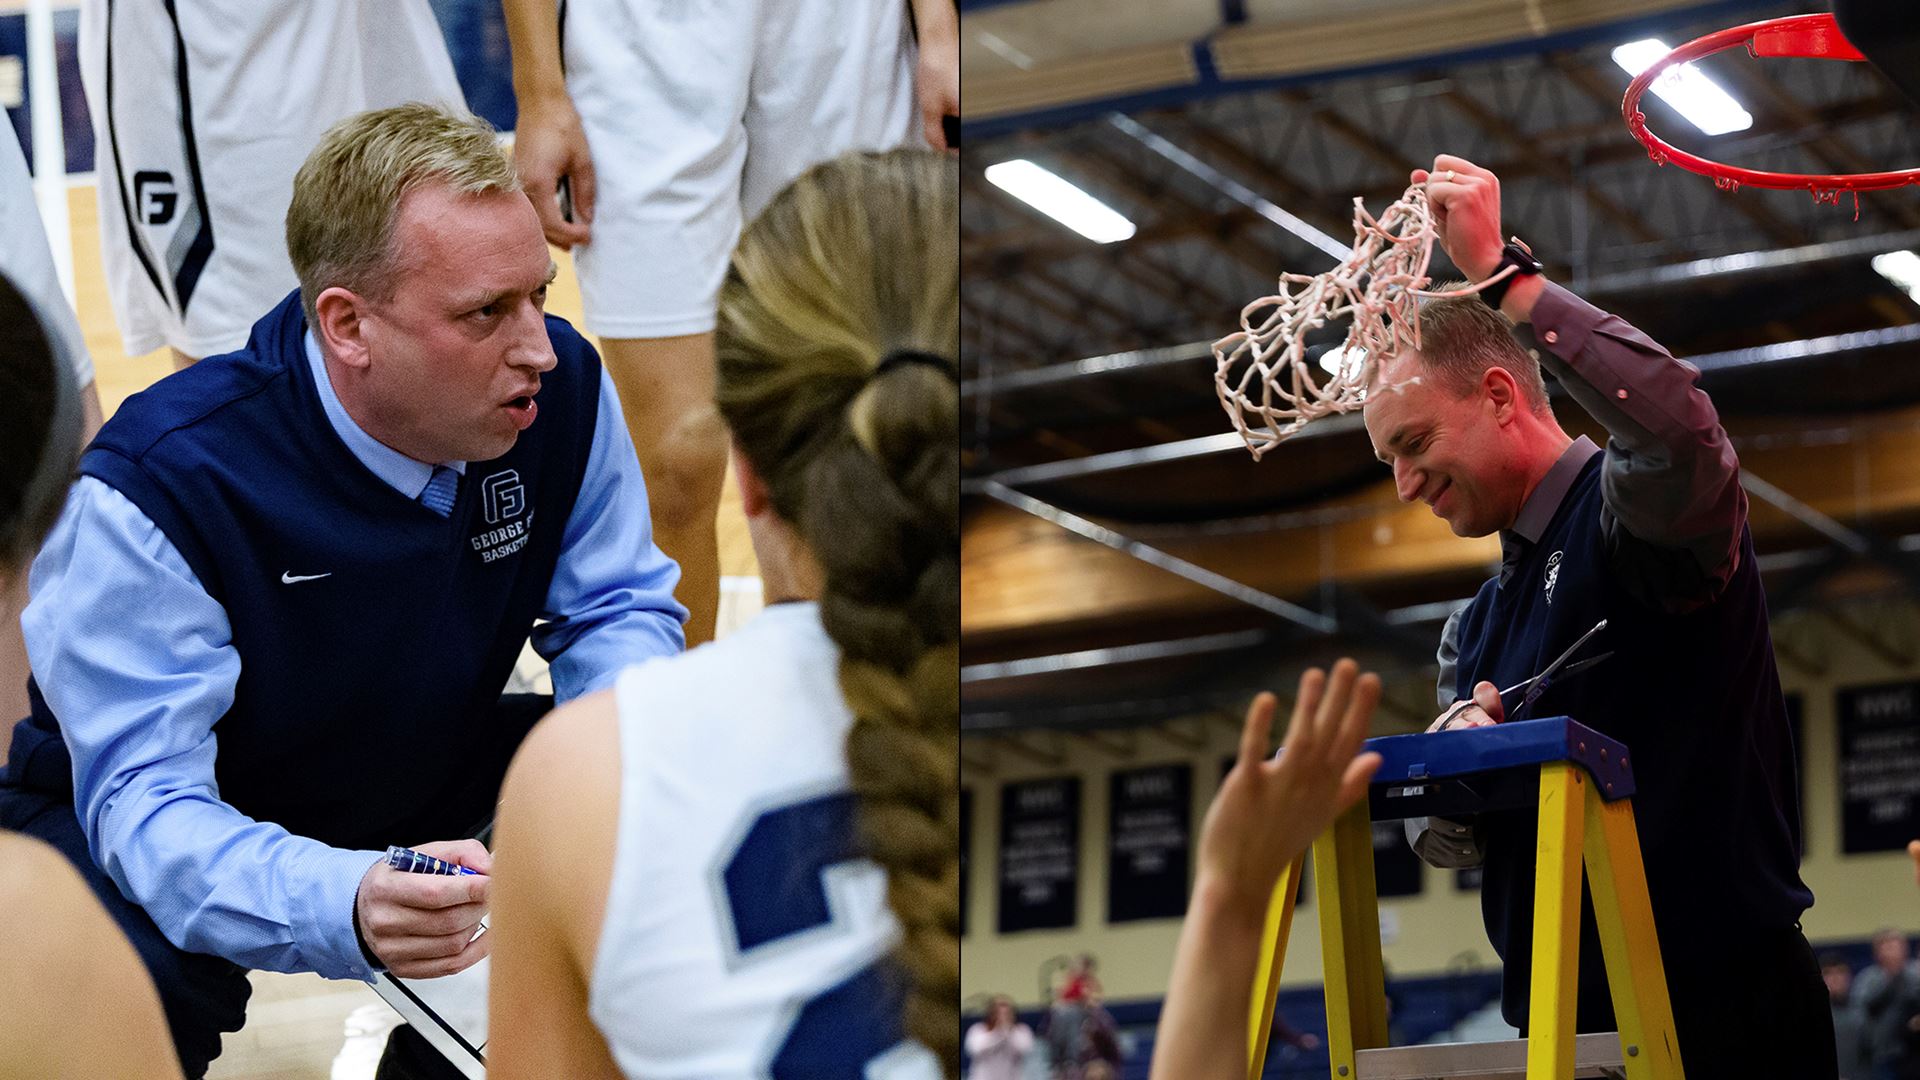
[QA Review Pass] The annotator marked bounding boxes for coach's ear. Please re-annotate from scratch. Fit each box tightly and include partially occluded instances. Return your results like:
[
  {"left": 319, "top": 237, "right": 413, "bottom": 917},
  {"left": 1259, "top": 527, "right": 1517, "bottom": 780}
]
[
  {"left": 1483, "top": 365, "right": 1523, "bottom": 425},
  {"left": 313, "top": 286, "right": 372, "bottom": 372}
]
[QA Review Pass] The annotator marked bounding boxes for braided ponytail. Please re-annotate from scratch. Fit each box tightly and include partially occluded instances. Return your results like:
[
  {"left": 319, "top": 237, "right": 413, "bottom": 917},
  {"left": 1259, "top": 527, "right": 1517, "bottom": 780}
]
[{"left": 715, "top": 148, "right": 959, "bottom": 1074}]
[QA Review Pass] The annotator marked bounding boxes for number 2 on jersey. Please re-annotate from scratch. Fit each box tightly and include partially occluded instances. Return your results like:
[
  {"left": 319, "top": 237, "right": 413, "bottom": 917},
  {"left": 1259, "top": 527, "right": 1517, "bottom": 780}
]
[{"left": 721, "top": 792, "right": 921, "bottom": 1078}]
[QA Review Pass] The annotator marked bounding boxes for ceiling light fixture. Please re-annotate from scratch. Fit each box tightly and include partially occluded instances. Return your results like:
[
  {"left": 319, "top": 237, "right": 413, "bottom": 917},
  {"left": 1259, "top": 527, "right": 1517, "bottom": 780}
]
[
  {"left": 1873, "top": 250, "right": 1920, "bottom": 305},
  {"left": 1611, "top": 38, "right": 1753, "bottom": 136},
  {"left": 984, "top": 159, "right": 1137, "bottom": 244},
  {"left": 1318, "top": 344, "right": 1366, "bottom": 377}
]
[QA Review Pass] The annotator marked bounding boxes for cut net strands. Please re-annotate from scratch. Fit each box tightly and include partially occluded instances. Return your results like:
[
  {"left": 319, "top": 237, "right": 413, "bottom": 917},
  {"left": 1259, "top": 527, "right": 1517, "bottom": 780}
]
[{"left": 1212, "top": 182, "right": 1514, "bottom": 460}]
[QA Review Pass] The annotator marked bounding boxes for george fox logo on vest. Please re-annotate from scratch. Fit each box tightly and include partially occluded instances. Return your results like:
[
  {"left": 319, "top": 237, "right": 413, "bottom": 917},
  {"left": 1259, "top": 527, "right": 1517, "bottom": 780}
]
[
  {"left": 472, "top": 470, "right": 534, "bottom": 563},
  {"left": 1543, "top": 550, "right": 1563, "bottom": 605}
]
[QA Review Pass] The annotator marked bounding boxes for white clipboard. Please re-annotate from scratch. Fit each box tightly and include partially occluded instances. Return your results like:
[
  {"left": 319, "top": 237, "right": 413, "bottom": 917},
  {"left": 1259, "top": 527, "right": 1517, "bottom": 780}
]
[{"left": 368, "top": 921, "right": 491, "bottom": 1080}]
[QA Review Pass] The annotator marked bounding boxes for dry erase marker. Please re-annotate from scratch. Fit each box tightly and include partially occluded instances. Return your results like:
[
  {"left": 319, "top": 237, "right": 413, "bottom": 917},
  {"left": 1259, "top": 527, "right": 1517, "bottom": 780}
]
[{"left": 384, "top": 845, "right": 480, "bottom": 876}]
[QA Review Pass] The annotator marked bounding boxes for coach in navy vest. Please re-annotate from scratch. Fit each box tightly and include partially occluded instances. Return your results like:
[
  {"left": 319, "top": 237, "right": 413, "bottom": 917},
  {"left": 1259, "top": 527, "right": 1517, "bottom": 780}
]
[
  {"left": 1364, "top": 156, "right": 1832, "bottom": 1075},
  {"left": 0, "top": 104, "right": 685, "bottom": 1079}
]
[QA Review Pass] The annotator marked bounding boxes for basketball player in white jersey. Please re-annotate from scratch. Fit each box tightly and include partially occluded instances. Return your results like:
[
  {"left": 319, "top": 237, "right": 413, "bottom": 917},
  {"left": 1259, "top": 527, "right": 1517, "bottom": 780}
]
[
  {"left": 485, "top": 148, "right": 957, "bottom": 1077},
  {"left": 504, "top": 0, "right": 959, "bottom": 647},
  {"left": 1, "top": 130, "right": 103, "bottom": 724},
  {"left": 0, "top": 269, "right": 180, "bottom": 1080},
  {"left": 78, "top": 0, "right": 464, "bottom": 368}
]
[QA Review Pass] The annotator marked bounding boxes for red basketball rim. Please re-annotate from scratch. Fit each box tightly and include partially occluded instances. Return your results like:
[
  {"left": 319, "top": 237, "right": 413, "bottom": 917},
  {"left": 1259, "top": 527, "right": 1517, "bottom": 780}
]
[{"left": 1622, "top": 12, "right": 1920, "bottom": 195}]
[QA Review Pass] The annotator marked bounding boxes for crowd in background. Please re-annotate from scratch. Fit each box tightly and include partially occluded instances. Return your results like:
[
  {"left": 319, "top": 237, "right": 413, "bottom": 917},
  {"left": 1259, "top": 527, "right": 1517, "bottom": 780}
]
[
  {"left": 966, "top": 954, "right": 1126, "bottom": 1080},
  {"left": 1828, "top": 931, "right": 1920, "bottom": 1080},
  {"left": 969, "top": 928, "right": 1920, "bottom": 1080}
]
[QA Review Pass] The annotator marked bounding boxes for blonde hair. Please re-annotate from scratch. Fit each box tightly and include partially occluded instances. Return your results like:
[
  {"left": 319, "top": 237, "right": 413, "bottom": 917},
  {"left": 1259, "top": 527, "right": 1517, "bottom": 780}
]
[
  {"left": 716, "top": 148, "right": 959, "bottom": 1073},
  {"left": 285, "top": 102, "right": 519, "bottom": 324},
  {"left": 1402, "top": 284, "right": 1552, "bottom": 414}
]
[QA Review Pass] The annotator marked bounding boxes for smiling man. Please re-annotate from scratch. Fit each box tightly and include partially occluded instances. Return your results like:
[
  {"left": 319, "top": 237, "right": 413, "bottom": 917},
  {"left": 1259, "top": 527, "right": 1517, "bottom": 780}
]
[
  {"left": 0, "top": 104, "right": 685, "bottom": 1079},
  {"left": 1364, "top": 156, "right": 1830, "bottom": 1075}
]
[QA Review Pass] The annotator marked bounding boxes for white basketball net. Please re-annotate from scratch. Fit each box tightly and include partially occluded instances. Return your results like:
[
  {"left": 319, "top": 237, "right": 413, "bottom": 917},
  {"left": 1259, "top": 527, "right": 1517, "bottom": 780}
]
[{"left": 1211, "top": 182, "right": 1514, "bottom": 460}]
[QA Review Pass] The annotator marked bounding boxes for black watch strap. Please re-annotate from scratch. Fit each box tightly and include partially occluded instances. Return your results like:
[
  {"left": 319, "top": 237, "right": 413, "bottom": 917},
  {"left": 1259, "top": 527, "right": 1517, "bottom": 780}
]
[{"left": 1478, "top": 238, "right": 1542, "bottom": 312}]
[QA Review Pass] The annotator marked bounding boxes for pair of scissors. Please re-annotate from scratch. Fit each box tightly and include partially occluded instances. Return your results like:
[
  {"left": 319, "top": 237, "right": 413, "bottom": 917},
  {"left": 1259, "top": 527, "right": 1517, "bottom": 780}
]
[{"left": 1437, "top": 618, "right": 1613, "bottom": 730}]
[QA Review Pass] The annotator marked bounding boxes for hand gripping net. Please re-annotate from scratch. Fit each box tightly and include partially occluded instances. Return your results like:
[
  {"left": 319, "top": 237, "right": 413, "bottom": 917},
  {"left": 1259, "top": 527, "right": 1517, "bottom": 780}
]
[{"left": 1211, "top": 182, "right": 1512, "bottom": 460}]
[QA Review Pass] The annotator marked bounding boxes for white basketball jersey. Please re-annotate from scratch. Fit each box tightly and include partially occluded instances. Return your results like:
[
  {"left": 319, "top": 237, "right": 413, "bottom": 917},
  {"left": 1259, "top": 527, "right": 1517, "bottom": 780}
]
[
  {"left": 591, "top": 602, "right": 939, "bottom": 1080},
  {"left": 77, "top": 0, "right": 465, "bottom": 359}
]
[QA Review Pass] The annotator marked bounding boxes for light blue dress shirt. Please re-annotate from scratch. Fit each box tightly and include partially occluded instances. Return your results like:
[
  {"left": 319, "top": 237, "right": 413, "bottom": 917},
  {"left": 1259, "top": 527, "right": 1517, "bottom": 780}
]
[{"left": 21, "top": 332, "right": 686, "bottom": 980}]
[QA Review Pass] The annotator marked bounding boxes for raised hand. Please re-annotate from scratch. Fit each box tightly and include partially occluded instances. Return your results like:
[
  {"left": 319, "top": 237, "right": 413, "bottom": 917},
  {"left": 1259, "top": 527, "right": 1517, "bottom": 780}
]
[
  {"left": 1152, "top": 660, "right": 1384, "bottom": 1080},
  {"left": 1409, "top": 155, "right": 1505, "bottom": 282},
  {"left": 1196, "top": 659, "right": 1385, "bottom": 915}
]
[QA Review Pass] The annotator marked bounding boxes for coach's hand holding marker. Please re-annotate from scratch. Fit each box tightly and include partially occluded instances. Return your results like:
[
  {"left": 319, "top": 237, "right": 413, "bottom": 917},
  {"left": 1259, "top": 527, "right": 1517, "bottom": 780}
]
[
  {"left": 355, "top": 838, "right": 492, "bottom": 980},
  {"left": 386, "top": 845, "right": 481, "bottom": 876},
  {"left": 1151, "top": 659, "right": 1383, "bottom": 1079}
]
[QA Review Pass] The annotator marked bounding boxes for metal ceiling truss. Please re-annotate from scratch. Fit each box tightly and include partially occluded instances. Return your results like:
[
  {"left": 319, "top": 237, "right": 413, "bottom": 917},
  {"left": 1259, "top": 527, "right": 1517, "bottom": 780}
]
[
  {"left": 976, "top": 479, "right": 1338, "bottom": 633},
  {"left": 962, "top": 320, "right": 1920, "bottom": 491},
  {"left": 963, "top": 37, "right": 1914, "bottom": 388}
]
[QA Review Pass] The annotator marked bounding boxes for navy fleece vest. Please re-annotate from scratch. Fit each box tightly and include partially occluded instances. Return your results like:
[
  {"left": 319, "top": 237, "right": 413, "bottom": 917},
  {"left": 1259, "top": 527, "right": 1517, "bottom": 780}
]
[
  {"left": 1454, "top": 453, "right": 1811, "bottom": 1029},
  {"left": 22, "top": 290, "right": 599, "bottom": 851}
]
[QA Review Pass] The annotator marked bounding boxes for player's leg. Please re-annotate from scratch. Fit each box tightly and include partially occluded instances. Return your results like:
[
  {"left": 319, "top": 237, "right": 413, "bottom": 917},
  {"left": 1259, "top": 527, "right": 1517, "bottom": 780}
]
[
  {"left": 597, "top": 333, "right": 726, "bottom": 646},
  {"left": 563, "top": 0, "right": 755, "bottom": 647}
]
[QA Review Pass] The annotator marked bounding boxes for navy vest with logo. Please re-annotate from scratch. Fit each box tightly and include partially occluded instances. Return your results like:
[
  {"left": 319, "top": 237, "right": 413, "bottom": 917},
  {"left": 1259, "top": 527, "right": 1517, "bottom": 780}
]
[
  {"left": 1453, "top": 453, "right": 1810, "bottom": 1030},
  {"left": 18, "top": 290, "right": 599, "bottom": 851}
]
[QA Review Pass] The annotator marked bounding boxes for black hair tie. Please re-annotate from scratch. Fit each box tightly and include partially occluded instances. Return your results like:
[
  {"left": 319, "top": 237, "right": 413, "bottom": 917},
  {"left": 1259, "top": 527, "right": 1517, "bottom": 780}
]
[{"left": 871, "top": 349, "right": 957, "bottom": 383}]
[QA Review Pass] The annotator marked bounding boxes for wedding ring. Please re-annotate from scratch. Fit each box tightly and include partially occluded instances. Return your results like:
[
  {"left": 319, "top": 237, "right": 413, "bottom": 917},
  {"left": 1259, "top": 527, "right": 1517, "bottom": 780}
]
[{"left": 1439, "top": 169, "right": 1456, "bottom": 183}]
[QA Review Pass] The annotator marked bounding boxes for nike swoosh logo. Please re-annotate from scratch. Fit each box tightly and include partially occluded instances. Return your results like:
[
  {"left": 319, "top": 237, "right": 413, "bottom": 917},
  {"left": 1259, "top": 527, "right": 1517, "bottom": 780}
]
[{"left": 281, "top": 572, "right": 332, "bottom": 584}]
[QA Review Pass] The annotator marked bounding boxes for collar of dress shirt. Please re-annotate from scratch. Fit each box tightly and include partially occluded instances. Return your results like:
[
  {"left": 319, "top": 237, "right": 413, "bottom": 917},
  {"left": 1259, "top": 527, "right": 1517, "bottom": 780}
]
[
  {"left": 304, "top": 329, "right": 466, "bottom": 501},
  {"left": 1497, "top": 434, "right": 1601, "bottom": 577}
]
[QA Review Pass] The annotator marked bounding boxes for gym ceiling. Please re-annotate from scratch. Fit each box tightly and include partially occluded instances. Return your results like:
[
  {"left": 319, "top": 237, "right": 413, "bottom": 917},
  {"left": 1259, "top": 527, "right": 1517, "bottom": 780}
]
[{"left": 960, "top": 0, "right": 1920, "bottom": 735}]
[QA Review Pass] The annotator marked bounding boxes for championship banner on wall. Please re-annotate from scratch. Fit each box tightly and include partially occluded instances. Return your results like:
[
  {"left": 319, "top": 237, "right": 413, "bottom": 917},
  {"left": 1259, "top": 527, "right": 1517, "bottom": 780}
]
[
  {"left": 1107, "top": 764, "right": 1191, "bottom": 922},
  {"left": 998, "top": 777, "right": 1080, "bottom": 932},
  {"left": 1836, "top": 681, "right": 1920, "bottom": 854}
]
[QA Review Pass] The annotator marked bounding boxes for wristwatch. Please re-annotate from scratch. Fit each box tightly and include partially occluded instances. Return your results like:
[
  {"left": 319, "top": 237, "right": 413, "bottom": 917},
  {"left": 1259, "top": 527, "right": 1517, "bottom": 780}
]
[{"left": 1478, "top": 237, "right": 1542, "bottom": 311}]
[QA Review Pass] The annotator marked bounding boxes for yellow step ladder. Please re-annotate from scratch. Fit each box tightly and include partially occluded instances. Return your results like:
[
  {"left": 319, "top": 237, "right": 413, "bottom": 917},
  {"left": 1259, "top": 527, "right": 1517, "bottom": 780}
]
[{"left": 1245, "top": 717, "right": 1683, "bottom": 1080}]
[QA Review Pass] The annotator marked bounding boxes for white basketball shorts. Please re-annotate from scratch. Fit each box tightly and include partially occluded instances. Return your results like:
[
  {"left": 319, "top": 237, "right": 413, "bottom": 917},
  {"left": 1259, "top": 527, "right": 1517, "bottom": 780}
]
[
  {"left": 78, "top": 0, "right": 466, "bottom": 359},
  {"left": 560, "top": 0, "right": 920, "bottom": 340}
]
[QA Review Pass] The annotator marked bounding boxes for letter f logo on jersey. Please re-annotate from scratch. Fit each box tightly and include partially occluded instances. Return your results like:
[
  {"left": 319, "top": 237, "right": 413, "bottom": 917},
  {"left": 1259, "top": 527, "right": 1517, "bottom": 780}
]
[
  {"left": 1543, "top": 550, "right": 1563, "bottom": 606},
  {"left": 481, "top": 469, "right": 525, "bottom": 524}
]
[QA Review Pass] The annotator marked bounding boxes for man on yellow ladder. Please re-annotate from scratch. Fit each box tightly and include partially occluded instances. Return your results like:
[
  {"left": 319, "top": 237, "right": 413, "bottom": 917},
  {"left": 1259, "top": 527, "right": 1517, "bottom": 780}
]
[{"left": 1374, "top": 155, "right": 1831, "bottom": 1074}]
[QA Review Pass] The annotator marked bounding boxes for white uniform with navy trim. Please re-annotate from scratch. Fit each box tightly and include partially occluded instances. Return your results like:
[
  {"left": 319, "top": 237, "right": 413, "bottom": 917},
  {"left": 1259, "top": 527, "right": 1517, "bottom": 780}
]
[
  {"left": 561, "top": 0, "right": 920, "bottom": 339},
  {"left": 591, "top": 601, "right": 938, "bottom": 1079},
  {"left": 0, "top": 131, "right": 92, "bottom": 387},
  {"left": 77, "top": 0, "right": 464, "bottom": 359}
]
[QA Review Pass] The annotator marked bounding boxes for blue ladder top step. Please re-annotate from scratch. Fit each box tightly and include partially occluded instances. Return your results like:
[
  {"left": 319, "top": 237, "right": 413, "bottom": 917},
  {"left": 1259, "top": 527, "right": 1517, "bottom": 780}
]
[{"left": 1360, "top": 716, "right": 1635, "bottom": 801}]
